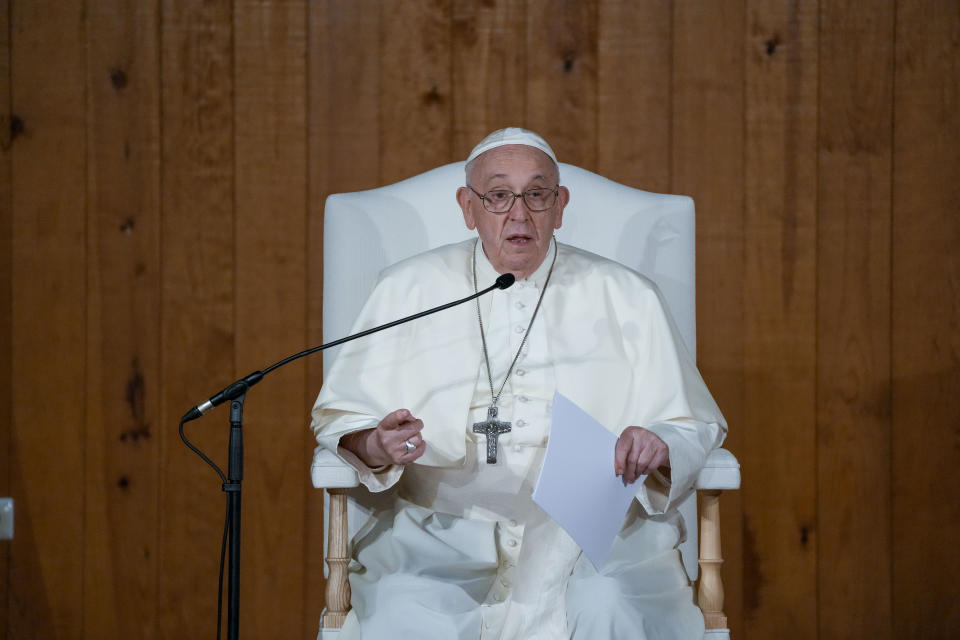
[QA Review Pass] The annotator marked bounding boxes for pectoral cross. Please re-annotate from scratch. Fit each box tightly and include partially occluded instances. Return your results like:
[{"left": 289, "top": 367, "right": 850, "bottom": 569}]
[{"left": 473, "top": 405, "right": 511, "bottom": 464}]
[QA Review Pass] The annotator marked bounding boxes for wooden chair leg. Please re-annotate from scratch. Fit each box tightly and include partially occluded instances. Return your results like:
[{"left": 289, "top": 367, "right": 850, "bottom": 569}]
[
  {"left": 697, "top": 489, "right": 727, "bottom": 629},
  {"left": 323, "top": 488, "right": 351, "bottom": 629}
]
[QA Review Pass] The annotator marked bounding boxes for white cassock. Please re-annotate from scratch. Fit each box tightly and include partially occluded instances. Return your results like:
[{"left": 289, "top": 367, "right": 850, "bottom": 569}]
[{"left": 311, "top": 239, "right": 727, "bottom": 640}]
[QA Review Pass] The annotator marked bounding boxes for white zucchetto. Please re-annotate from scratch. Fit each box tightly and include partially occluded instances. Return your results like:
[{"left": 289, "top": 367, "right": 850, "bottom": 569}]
[{"left": 466, "top": 127, "right": 558, "bottom": 166}]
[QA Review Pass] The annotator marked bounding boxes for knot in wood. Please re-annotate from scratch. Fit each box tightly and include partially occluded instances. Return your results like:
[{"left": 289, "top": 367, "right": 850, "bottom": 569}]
[
  {"left": 765, "top": 35, "right": 780, "bottom": 56},
  {"left": 423, "top": 84, "right": 443, "bottom": 105},
  {"left": 10, "top": 114, "right": 24, "bottom": 140},
  {"left": 110, "top": 67, "right": 128, "bottom": 90}
]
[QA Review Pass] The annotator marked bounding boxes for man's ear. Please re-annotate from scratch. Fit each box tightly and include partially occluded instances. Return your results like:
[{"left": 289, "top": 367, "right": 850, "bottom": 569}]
[
  {"left": 554, "top": 186, "right": 570, "bottom": 230},
  {"left": 457, "top": 187, "right": 477, "bottom": 230}
]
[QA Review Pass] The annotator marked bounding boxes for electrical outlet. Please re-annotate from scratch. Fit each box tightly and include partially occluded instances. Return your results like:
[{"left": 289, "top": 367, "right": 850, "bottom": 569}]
[{"left": 0, "top": 498, "right": 13, "bottom": 540}]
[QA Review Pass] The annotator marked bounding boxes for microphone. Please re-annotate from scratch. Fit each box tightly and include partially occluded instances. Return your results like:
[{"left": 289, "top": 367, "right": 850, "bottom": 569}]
[
  {"left": 495, "top": 273, "right": 515, "bottom": 289},
  {"left": 181, "top": 372, "right": 265, "bottom": 423},
  {"left": 181, "top": 275, "right": 515, "bottom": 422}
]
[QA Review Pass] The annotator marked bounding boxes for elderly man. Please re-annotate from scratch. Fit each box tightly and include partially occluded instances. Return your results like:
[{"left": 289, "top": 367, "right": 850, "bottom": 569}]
[{"left": 311, "top": 128, "right": 726, "bottom": 640}]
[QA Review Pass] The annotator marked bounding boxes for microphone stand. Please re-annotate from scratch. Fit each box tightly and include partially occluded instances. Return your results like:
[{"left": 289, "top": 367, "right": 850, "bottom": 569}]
[
  {"left": 180, "top": 274, "right": 515, "bottom": 640},
  {"left": 226, "top": 395, "right": 244, "bottom": 640}
]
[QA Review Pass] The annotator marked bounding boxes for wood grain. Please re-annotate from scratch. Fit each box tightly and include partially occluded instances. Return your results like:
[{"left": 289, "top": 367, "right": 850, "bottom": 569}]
[
  {"left": 451, "top": 0, "right": 527, "bottom": 158},
  {"left": 157, "top": 1, "right": 234, "bottom": 637},
  {"left": 892, "top": 1, "right": 960, "bottom": 638},
  {"left": 816, "top": 1, "right": 894, "bottom": 638},
  {"left": 698, "top": 490, "right": 728, "bottom": 629},
  {"left": 525, "top": 0, "right": 598, "bottom": 169},
  {"left": 379, "top": 0, "right": 453, "bottom": 183},
  {"left": 83, "top": 0, "right": 162, "bottom": 638},
  {"left": 742, "top": 0, "right": 819, "bottom": 636},
  {"left": 321, "top": 488, "right": 350, "bottom": 628},
  {"left": 233, "top": 0, "right": 309, "bottom": 636},
  {"left": 8, "top": 1, "right": 87, "bottom": 637},
  {"left": 597, "top": 0, "right": 671, "bottom": 190},
  {"left": 311, "top": 0, "right": 382, "bottom": 197},
  {"left": 671, "top": 2, "right": 745, "bottom": 634}
]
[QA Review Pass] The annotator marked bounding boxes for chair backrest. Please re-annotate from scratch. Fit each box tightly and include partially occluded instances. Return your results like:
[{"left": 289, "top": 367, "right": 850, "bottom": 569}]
[{"left": 322, "top": 161, "right": 701, "bottom": 579}]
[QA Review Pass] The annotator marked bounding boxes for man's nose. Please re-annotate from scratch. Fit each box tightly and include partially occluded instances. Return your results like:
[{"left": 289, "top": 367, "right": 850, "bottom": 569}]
[{"left": 506, "top": 195, "right": 532, "bottom": 220}]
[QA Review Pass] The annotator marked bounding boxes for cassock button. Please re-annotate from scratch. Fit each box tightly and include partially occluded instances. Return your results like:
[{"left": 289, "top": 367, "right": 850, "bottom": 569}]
[
  {"left": 514, "top": 325, "right": 525, "bottom": 334},
  {"left": 507, "top": 539, "right": 518, "bottom": 548},
  {"left": 516, "top": 301, "right": 526, "bottom": 309},
  {"left": 516, "top": 419, "right": 527, "bottom": 428},
  {"left": 519, "top": 396, "right": 529, "bottom": 403},
  {"left": 516, "top": 369, "right": 526, "bottom": 376}
]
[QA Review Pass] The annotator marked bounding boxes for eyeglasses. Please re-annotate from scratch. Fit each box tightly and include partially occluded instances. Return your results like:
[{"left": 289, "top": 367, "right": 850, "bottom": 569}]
[{"left": 467, "top": 185, "right": 559, "bottom": 214}]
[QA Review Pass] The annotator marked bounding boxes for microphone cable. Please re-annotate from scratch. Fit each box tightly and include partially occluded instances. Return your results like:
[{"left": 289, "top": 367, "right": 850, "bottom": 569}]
[{"left": 180, "top": 415, "right": 231, "bottom": 639}]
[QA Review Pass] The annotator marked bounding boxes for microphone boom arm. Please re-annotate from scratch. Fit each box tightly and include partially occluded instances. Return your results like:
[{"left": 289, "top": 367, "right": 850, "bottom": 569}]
[{"left": 182, "top": 274, "right": 515, "bottom": 422}]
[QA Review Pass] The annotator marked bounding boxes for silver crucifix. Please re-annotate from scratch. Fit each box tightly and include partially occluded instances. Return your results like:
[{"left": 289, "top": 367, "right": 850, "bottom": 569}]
[{"left": 473, "top": 405, "right": 511, "bottom": 463}]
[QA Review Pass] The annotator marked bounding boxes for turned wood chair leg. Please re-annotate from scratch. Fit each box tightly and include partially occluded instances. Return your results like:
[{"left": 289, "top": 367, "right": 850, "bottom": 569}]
[
  {"left": 697, "top": 489, "right": 727, "bottom": 630},
  {"left": 323, "top": 488, "right": 351, "bottom": 629}
]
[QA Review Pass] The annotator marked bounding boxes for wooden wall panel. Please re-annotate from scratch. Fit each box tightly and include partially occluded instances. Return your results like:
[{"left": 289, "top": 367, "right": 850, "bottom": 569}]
[
  {"left": 816, "top": 1, "right": 894, "bottom": 638},
  {"left": 671, "top": 2, "right": 745, "bottom": 634},
  {"left": 892, "top": 2, "right": 960, "bottom": 638},
  {"left": 83, "top": 1, "right": 162, "bottom": 637},
  {"left": 451, "top": 0, "right": 527, "bottom": 157},
  {"left": 1, "top": 4, "right": 959, "bottom": 640},
  {"left": 310, "top": 0, "right": 381, "bottom": 199},
  {"left": 742, "top": 1, "right": 819, "bottom": 637},
  {"left": 0, "top": 0, "right": 10, "bottom": 636},
  {"left": 597, "top": 0, "right": 671, "bottom": 190},
  {"left": 157, "top": 1, "right": 234, "bottom": 637},
  {"left": 233, "top": 1, "right": 309, "bottom": 637},
  {"left": 526, "top": 0, "right": 598, "bottom": 169},
  {"left": 379, "top": 0, "right": 452, "bottom": 183},
  {"left": 8, "top": 2, "right": 87, "bottom": 638}
]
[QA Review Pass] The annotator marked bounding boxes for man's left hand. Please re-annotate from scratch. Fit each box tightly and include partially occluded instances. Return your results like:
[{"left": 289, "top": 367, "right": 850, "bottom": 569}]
[{"left": 614, "top": 427, "right": 669, "bottom": 485}]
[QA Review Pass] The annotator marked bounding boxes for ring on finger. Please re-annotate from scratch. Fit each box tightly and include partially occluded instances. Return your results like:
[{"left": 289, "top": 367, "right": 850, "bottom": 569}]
[{"left": 404, "top": 439, "right": 416, "bottom": 453}]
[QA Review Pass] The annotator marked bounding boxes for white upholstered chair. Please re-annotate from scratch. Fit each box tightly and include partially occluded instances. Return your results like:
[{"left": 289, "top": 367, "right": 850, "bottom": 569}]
[{"left": 311, "top": 162, "right": 741, "bottom": 639}]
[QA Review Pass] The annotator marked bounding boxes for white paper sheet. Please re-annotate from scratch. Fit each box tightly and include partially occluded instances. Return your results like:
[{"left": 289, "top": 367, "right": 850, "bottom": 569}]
[{"left": 532, "top": 392, "right": 640, "bottom": 569}]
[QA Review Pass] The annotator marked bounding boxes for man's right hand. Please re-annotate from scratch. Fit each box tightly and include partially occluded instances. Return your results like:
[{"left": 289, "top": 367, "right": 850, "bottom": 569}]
[{"left": 339, "top": 409, "right": 426, "bottom": 467}]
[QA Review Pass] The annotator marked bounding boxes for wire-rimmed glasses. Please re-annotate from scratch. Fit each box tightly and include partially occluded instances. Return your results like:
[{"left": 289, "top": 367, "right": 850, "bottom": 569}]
[{"left": 467, "top": 185, "right": 559, "bottom": 214}]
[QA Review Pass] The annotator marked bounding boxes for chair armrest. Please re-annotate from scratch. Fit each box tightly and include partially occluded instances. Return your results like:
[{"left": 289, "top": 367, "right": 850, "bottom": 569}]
[
  {"left": 311, "top": 443, "right": 739, "bottom": 491},
  {"left": 695, "top": 448, "right": 740, "bottom": 491},
  {"left": 311, "top": 446, "right": 360, "bottom": 489}
]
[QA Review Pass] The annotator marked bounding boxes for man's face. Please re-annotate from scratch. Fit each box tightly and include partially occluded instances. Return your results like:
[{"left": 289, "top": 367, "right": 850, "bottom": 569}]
[{"left": 456, "top": 145, "right": 569, "bottom": 279}]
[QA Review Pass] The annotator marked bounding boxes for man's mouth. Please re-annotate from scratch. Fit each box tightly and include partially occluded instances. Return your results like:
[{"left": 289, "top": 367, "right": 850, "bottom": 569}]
[{"left": 506, "top": 233, "right": 532, "bottom": 246}]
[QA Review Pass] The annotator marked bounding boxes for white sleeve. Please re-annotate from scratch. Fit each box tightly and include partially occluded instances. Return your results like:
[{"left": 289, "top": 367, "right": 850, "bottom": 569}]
[
  {"left": 632, "top": 418, "right": 724, "bottom": 514},
  {"left": 311, "top": 408, "right": 405, "bottom": 493}
]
